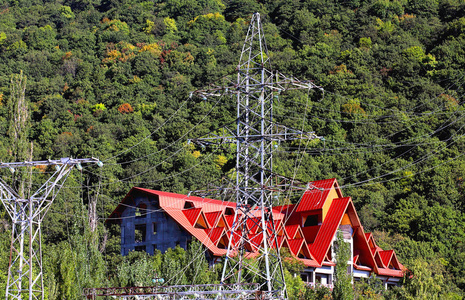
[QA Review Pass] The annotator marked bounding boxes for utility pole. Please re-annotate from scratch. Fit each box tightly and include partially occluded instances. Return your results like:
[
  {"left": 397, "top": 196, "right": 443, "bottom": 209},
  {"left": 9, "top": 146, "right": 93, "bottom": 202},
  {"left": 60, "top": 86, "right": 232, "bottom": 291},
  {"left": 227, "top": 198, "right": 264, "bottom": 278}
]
[
  {"left": 0, "top": 158, "right": 102, "bottom": 300},
  {"left": 191, "top": 13, "right": 323, "bottom": 299}
]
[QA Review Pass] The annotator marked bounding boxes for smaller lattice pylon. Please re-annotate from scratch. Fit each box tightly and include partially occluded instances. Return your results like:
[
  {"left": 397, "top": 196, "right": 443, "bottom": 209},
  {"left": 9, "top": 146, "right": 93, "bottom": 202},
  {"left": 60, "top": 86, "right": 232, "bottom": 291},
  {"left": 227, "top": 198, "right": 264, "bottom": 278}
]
[{"left": 0, "top": 157, "right": 102, "bottom": 300}]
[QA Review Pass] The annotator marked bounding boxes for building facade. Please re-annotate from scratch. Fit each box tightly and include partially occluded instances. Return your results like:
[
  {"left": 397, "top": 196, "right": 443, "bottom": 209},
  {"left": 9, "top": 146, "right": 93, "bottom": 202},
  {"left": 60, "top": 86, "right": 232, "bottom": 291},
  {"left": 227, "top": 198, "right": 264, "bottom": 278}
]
[{"left": 108, "top": 179, "right": 404, "bottom": 288}]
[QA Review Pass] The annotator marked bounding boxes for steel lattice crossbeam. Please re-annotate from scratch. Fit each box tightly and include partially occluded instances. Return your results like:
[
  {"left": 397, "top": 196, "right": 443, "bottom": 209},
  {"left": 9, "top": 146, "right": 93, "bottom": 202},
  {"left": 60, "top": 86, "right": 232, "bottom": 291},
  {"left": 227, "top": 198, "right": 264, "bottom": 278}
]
[
  {"left": 0, "top": 157, "right": 101, "bottom": 300},
  {"left": 190, "top": 13, "right": 323, "bottom": 300},
  {"left": 82, "top": 283, "right": 260, "bottom": 299}
]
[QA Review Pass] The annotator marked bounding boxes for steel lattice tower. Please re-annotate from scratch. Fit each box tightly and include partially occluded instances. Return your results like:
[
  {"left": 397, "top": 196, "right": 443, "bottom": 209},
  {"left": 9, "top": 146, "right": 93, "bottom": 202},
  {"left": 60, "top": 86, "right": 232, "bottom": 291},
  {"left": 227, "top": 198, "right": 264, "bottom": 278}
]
[
  {"left": 192, "top": 13, "right": 323, "bottom": 299},
  {"left": 0, "top": 158, "right": 102, "bottom": 300}
]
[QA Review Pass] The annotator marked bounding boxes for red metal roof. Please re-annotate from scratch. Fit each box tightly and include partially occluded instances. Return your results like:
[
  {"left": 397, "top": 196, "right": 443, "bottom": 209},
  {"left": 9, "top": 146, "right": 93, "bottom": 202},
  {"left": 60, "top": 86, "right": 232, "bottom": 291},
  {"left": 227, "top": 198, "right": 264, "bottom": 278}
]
[
  {"left": 227, "top": 230, "right": 243, "bottom": 248},
  {"left": 205, "top": 211, "right": 222, "bottom": 227},
  {"left": 300, "top": 241, "right": 314, "bottom": 260},
  {"left": 374, "top": 251, "right": 385, "bottom": 268},
  {"left": 224, "top": 215, "right": 235, "bottom": 229},
  {"left": 390, "top": 252, "right": 402, "bottom": 270},
  {"left": 182, "top": 208, "right": 202, "bottom": 226},
  {"left": 248, "top": 233, "right": 264, "bottom": 250},
  {"left": 108, "top": 180, "right": 404, "bottom": 279},
  {"left": 274, "top": 204, "right": 294, "bottom": 212},
  {"left": 296, "top": 178, "right": 341, "bottom": 212},
  {"left": 162, "top": 205, "right": 226, "bottom": 256},
  {"left": 204, "top": 227, "right": 224, "bottom": 245},
  {"left": 302, "top": 225, "right": 320, "bottom": 243},
  {"left": 379, "top": 250, "right": 394, "bottom": 267},
  {"left": 310, "top": 197, "right": 350, "bottom": 264},
  {"left": 377, "top": 268, "right": 404, "bottom": 277},
  {"left": 286, "top": 238, "right": 304, "bottom": 256},
  {"left": 353, "top": 226, "right": 378, "bottom": 273},
  {"left": 284, "top": 225, "right": 300, "bottom": 239},
  {"left": 354, "top": 264, "right": 372, "bottom": 271},
  {"left": 270, "top": 235, "right": 285, "bottom": 249},
  {"left": 284, "top": 210, "right": 301, "bottom": 226},
  {"left": 136, "top": 188, "right": 237, "bottom": 210},
  {"left": 300, "top": 258, "right": 320, "bottom": 268},
  {"left": 247, "top": 218, "right": 260, "bottom": 234}
]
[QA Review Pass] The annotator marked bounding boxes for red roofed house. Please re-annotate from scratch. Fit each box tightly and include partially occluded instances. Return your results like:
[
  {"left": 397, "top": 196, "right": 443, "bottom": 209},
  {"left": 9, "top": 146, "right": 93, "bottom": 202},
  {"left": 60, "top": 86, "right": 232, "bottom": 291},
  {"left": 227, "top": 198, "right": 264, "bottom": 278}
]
[{"left": 107, "top": 178, "right": 405, "bottom": 288}]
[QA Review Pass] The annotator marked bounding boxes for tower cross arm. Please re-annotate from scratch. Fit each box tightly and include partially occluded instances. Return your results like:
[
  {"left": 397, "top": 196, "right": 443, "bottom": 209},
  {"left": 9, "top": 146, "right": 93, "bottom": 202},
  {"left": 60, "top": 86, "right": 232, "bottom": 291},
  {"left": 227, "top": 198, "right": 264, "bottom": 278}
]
[
  {"left": 190, "top": 70, "right": 323, "bottom": 100},
  {"left": 190, "top": 123, "right": 321, "bottom": 147},
  {"left": 0, "top": 157, "right": 101, "bottom": 168},
  {"left": 273, "top": 71, "right": 324, "bottom": 92}
]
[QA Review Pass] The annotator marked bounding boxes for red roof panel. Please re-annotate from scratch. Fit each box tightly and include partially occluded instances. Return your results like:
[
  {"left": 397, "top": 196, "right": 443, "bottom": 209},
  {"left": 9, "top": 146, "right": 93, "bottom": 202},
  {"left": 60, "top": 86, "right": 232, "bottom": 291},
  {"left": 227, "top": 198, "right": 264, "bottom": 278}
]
[
  {"left": 300, "top": 258, "right": 320, "bottom": 268},
  {"left": 285, "top": 225, "right": 300, "bottom": 239},
  {"left": 374, "top": 251, "right": 385, "bottom": 268},
  {"left": 204, "top": 227, "right": 225, "bottom": 245},
  {"left": 182, "top": 208, "right": 202, "bottom": 226},
  {"left": 284, "top": 210, "right": 301, "bottom": 226},
  {"left": 224, "top": 215, "right": 235, "bottom": 229},
  {"left": 296, "top": 178, "right": 339, "bottom": 212},
  {"left": 248, "top": 233, "right": 264, "bottom": 250},
  {"left": 205, "top": 211, "right": 222, "bottom": 227},
  {"left": 377, "top": 268, "right": 404, "bottom": 277},
  {"left": 390, "top": 252, "right": 402, "bottom": 270},
  {"left": 379, "top": 250, "right": 394, "bottom": 267},
  {"left": 274, "top": 204, "right": 295, "bottom": 213},
  {"left": 162, "top": 208, "right": 226, "bottom": 256},
  {"left": 247, "top": 218, "right": 260, "bottom": 234},
  {"left": 354, "top": 264, "right": 372, "bottom": 271},
  {"left": 270, "top": 235, "right": 285, "bottom": 249},
  {"left": 310, "top": 197, "right": 350, "bottom": 264},
  {"left": 302, "top": 225, "right": 320, "bottom": 243},
  {"left": 287, "top": 238, "right": 304, "bottom": 256}
]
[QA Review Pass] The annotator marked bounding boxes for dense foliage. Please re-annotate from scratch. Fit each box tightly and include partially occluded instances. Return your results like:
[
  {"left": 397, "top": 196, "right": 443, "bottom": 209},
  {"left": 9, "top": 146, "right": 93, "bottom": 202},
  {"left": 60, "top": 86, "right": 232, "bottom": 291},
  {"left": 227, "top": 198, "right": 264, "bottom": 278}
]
[
  {"left": 0, "top": 0, "right": 465, "bottom": 298},
  {"left": 333, "top": 231, "right": 354, "bottom": 300}
]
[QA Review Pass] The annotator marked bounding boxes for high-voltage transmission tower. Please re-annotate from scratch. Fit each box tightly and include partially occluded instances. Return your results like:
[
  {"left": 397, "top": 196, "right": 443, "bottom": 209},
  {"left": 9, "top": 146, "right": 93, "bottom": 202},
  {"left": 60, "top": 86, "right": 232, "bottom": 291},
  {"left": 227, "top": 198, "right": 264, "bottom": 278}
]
[
  {"left": 191, "top": 13, "right": 323, "bottom": 299},
  {"left": 0, "top": 157, "right": 102, "bottom": 300}
]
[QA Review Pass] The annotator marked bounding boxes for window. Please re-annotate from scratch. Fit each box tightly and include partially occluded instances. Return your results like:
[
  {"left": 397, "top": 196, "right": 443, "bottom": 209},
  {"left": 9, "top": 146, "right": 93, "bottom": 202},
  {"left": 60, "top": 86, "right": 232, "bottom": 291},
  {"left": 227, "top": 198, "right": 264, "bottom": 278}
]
[
  {"left": 225, "top": 207, "right": 234, "bottom": 215},
  {"left": 136, "top": 203, "right": 147, "bottom": 218},
  {"left": 316, "top": 274, "right": 328, "bottom": 285},
  {"left": 184, "top": 201, "right": 194, "bottom": 209},
  {"left": 135, "top": 224, "right": 146, "bottom": 243},
  {"left": 217, "top": 237, "right": 227, "bottom": 249},
  {"left": 304, "top": 215, "right": 319, "bottom": 227},
  {"left": 152, "top": 222, "right": 157, "bottom": 235},
  {"left": 135, "top": 245, "right": 146, "bottom": 252},
  {"left": 153, "top": 244, "right": 157, "bottom": 250},
  {"left": 194, "top": 216, "right": 208, "bottom": 229}
]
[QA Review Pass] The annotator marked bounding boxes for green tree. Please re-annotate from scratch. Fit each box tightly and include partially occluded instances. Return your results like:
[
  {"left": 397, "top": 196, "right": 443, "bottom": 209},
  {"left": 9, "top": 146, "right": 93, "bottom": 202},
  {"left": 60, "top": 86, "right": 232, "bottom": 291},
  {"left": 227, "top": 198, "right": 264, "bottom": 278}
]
[
  {"left": 7, "top": 71, "right": 31, "bottom": 196},
  {"left": 332, "top": 230, "right": 354, "bottom": 300}
]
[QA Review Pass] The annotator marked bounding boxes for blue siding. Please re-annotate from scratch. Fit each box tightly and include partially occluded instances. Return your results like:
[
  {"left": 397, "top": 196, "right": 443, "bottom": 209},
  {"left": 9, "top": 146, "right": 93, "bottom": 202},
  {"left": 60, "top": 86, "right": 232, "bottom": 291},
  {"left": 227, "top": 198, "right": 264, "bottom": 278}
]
[{"left": 120, "top": 195, "right": 191, "bottom": 255}]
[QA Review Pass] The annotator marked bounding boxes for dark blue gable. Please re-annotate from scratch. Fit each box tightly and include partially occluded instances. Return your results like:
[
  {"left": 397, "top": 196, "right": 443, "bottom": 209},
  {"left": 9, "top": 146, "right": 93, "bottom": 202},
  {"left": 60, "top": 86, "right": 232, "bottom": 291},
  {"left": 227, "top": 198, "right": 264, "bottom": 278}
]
[{"left": 120, "top": 194, "right": 192, "bottom": 255}]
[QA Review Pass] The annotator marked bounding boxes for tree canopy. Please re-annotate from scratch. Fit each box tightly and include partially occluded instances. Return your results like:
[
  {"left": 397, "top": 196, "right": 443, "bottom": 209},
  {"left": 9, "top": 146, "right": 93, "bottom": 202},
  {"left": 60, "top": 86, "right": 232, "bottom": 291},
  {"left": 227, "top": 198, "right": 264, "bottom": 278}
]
[{"left": 0, "top": 0, "right": 465, "bottom": 298}]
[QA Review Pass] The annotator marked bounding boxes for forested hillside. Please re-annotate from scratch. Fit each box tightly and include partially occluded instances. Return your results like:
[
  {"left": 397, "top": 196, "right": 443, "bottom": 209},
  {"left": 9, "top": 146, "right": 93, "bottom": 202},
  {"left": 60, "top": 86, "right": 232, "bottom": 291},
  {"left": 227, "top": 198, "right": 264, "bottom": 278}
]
[{"left": 0, "top": 0, "right": 465, "bottom": 298}]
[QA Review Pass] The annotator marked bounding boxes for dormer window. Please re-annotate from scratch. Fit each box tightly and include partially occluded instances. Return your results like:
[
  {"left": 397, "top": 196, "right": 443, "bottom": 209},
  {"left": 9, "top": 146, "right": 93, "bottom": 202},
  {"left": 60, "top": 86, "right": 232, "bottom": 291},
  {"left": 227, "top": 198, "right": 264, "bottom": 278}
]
[
  {"left": 304, "top": 214, "right": 319, "bottom": 227},
  {"left": 184, "top": 201, "right": 194, "bottom": 209},
  {"left": 225, "top": 207, "right": 234, "bottom": 215}
]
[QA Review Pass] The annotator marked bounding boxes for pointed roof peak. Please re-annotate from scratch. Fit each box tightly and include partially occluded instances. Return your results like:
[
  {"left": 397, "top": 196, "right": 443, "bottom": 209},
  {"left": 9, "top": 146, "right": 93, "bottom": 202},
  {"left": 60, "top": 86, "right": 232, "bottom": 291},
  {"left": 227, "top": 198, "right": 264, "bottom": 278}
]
[{"left": 296, "top": 178, "right": 342, "bottom": 212}]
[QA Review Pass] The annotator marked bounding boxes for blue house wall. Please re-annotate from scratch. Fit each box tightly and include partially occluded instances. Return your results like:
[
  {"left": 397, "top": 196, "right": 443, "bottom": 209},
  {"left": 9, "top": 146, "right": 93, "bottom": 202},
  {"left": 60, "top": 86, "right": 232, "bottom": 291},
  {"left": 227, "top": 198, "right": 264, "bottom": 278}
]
[{"left": 120, "top": 194, "right": 192, "bottom": 255}]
